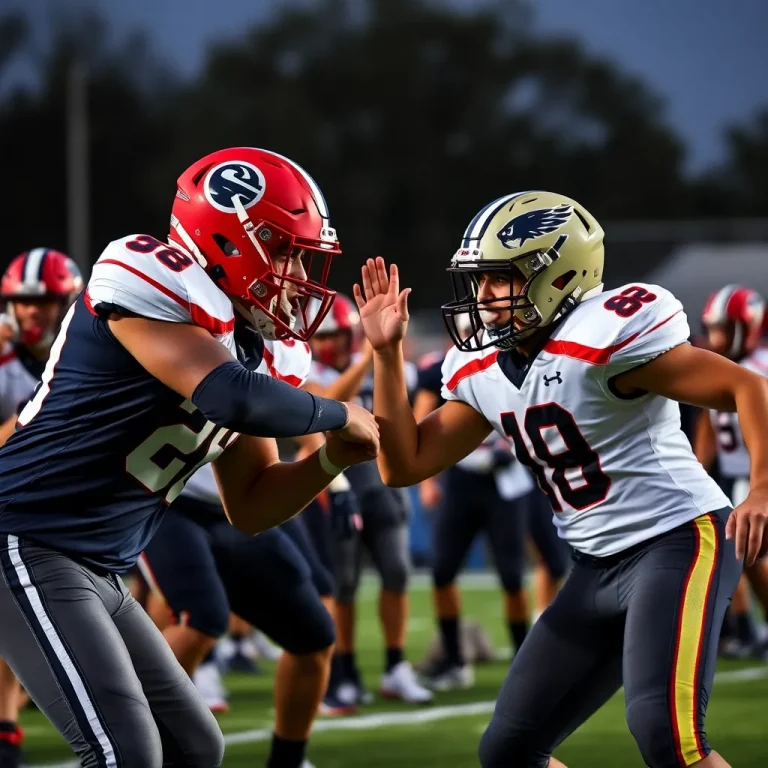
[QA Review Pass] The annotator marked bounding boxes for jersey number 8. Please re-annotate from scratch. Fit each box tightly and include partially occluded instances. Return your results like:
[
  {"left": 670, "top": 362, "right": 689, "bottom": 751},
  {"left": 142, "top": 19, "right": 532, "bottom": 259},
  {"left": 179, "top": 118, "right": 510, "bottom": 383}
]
[{"left": 603, "top": 286, "right": 657, "bottom": 318}]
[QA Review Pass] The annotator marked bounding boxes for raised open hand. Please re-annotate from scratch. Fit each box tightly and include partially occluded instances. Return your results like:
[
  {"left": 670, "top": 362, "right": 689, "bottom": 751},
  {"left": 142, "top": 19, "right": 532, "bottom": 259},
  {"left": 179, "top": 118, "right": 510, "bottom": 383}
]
[{"left": 353, "top": 257, "right": 411, "bottom": 350}]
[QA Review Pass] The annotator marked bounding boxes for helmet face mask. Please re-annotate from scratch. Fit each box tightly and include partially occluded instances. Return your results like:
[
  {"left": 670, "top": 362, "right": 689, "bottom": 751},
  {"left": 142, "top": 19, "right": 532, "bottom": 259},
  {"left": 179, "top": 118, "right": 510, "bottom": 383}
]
[
  {"left": 442, "top": 191, "right": 604, "bottom": 352},
  {"left": 443, "top": 262, "right": 543, "bottom": 352},
  {"left": 171, "top": 147, "right": 340, "bottom": 342}
]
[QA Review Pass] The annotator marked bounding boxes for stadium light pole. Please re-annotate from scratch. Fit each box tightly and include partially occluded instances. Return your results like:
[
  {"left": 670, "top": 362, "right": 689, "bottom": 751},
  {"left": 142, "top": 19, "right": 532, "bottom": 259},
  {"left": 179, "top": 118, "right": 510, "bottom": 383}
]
[{"left": 66, "top": 58, "right": 90, "bottom": 276}]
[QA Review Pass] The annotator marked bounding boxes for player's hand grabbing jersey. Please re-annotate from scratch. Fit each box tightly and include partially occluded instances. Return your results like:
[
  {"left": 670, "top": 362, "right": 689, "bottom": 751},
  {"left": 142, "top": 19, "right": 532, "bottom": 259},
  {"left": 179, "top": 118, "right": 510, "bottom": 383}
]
[
  {"left": 0, "top": 235, "right": 272, "bottom": 571},
  {"left": 442, "top": 284, "right": 729, "bottom": 556}
]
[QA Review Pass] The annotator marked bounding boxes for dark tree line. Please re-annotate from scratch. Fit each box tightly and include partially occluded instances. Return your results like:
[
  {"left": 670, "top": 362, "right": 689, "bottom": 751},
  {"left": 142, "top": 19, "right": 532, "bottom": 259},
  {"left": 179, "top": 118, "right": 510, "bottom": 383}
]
[{"left": 1, "top": 0, "right": 765, "bottom": 307}]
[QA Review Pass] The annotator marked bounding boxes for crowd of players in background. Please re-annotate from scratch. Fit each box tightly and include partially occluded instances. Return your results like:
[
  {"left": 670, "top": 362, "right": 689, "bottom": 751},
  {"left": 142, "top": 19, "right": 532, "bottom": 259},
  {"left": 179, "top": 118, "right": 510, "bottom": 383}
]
[{"left": 0, "top": 247, "right": 765, "bottom": 767}]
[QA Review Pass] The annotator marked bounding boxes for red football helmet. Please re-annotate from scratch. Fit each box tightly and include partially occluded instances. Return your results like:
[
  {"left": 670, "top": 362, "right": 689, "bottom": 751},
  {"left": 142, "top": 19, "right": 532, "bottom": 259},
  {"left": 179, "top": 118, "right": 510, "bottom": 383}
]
[
  {"left": 702, "top": 284, "right": 765, "bottom": 359},
  {"left": 1, "top": 249, "right": 82, "bottom": 348},
  {"left": 309, "top": 294, "right": 360, "bottom": 368},
  {"left": 169, "top": 147, "right": 341, "bottom": 341}
]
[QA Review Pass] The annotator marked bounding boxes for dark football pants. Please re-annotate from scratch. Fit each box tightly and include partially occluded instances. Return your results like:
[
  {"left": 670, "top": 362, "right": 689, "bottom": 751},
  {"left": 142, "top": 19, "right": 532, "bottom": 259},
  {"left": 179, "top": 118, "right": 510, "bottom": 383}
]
[
  {"left": 526, "top": 487, "right": 569, "bottom": 580},
  {"left": 478, "top": 508, "right": 741, "bottom": 768},
  {"left": 300, "top": 497, "right": 335, "bottom": 577},
  {"left": 331, "top": 486, "right": 411, "bottom": 603},
  {"left": 280, "top": 514, "right": 335, "bottom": 597},
  {"left": 140, "top": 501, "right": 334, "bottom": 655},
  {"left": 433, "top": 466, "right": 528, "bottom": 594},
  {"left": 0, "top": 536, "right": 224, "bottom": 768}
]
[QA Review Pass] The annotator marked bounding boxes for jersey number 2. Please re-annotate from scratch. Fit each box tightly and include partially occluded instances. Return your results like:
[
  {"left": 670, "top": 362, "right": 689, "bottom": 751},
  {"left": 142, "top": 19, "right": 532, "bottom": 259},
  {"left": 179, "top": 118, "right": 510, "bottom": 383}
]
[
  {"left": 126, "top": 401, "right": 236, "bottom": 503},
  {"left": 501, "top": 403, "right": 611, "bottom": 512}
]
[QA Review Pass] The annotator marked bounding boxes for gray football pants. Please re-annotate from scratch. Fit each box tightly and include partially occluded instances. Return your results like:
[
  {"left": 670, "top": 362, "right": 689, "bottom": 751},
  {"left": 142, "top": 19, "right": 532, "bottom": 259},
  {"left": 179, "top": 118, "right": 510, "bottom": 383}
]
[{"left": 0, "top": 535, "right": 224, "bottom": 768}]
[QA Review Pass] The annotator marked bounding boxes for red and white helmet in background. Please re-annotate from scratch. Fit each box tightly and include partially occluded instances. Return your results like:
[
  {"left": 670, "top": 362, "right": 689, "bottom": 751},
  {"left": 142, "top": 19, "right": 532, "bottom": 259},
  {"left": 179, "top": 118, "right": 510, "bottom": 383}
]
[
  {"left": 702, "top": 284, "right": 766, "bottom": 359},
  {"left": 1, "top": 248, "right": 83, "bottom": 348},
  {"left": 310, "top": 293, "right": 360, "bottom": 367},
  {"left": 169, "top": 147, "right": 341, "bottom": 341}
]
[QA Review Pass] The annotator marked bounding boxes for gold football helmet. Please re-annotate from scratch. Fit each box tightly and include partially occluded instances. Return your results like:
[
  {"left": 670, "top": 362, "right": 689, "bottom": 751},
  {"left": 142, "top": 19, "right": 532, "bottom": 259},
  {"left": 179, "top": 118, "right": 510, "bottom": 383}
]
[{"left": 442, "top": 190, "right": 605, "bottom": 350}]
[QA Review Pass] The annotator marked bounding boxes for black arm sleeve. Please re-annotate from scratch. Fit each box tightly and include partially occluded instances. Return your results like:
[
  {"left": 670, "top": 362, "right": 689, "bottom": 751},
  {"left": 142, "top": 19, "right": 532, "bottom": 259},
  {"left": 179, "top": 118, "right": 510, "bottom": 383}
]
[{"left": 191, "top": 361, "right": 348, "bottom": 437}]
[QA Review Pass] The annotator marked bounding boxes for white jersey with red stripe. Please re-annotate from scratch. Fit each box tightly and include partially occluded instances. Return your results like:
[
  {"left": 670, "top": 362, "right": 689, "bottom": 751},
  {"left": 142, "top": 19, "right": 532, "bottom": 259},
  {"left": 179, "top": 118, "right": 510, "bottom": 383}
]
[
  {"left": 182, "top": 339, "right": 312, "bottom": 505},
  {"left": 0, "top": 344, "right": 41, "bottom": 422},
  {"left": 441, "top": 283, "right": 729, "bottom": 556},
  {"left": 87, "top": 234, "right": 236, "bottom": 353},
  {"left": 710, "top": 347, "right": 768, "bottom": 480}
]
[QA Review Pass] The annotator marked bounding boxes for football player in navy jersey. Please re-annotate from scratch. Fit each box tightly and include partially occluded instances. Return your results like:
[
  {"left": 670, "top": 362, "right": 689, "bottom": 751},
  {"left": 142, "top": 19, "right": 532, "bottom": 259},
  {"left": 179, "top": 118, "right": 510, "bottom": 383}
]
[
  {"left": 0, "top": 147, "right": 379, "bottom": 768},
  {"left": 0, "top": 250, "right": 82, "bottom": 767}
]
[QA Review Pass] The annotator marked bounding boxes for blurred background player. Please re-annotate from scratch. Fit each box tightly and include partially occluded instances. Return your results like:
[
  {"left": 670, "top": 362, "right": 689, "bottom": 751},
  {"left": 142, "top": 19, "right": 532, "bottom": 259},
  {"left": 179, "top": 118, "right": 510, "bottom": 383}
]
[
  {"left": 0, "top": 248, "right": 81, "bottom": 768},
  {"left": 413, "top": 321, "right": 567, "bottom": 692},
  {"left": 303, "top": 295, "right": 432, "bottom": 706},
  {"left": 695, "top": 285, "right": 768, "bottom": 658}
]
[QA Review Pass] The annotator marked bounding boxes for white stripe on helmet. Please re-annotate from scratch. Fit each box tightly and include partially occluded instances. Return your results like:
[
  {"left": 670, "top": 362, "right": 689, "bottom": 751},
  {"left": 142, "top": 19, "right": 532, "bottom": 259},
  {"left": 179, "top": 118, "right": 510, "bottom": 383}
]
[
  {"left": 23, "top": 248, "right": 46, "bottom": 285},
  {"left": 704, "top": 285, "right": 739, "bottom": 325},
  {"left": 264, "top": 150, "right": 330, "bottom": 222}
]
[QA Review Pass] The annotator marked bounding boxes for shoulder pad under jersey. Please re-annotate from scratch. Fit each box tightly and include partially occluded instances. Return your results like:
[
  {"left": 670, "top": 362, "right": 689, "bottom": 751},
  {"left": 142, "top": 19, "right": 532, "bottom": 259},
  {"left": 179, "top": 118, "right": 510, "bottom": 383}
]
[{"left": 87, "top": 235, "right": 234, "bottom": 337}]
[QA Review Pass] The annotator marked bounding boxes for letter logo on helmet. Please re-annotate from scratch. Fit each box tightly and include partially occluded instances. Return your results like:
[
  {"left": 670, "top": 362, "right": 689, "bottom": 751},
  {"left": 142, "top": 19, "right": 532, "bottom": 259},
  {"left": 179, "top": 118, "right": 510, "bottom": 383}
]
[
  {"left": 204, "top": 161, "right": 266, "bottom": 213},
  {"left": 497, "top": 205, "right": 573, "bottom": 250}
]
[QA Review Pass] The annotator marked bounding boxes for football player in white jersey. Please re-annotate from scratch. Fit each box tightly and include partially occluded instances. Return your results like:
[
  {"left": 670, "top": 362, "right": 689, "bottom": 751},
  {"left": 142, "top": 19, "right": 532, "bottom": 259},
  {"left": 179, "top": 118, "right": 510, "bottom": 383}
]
[
  {"left": 694, "top": 285, "right": 768, "bottom": 658},
  {"left": 0, "top": 250, "right": 82, "bottom": 768},
  {"left": 354, "top": 191, "right": 768, "bottom": 768}
]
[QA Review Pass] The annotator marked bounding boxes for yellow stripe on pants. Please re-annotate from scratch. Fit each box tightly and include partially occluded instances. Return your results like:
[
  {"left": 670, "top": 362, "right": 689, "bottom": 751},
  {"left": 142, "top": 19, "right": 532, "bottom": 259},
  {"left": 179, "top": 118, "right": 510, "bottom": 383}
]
[{"left": 672, "top": 514, "right": 718, "bottom": 766}]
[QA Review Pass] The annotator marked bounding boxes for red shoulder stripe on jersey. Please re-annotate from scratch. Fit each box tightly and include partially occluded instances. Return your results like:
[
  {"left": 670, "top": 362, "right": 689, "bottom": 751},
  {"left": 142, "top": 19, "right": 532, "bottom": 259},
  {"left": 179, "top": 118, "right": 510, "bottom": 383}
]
[
  {"left": 0, "top": 350, "right": 16, "bottom": 367},
  {"left": 542, "top": 335, "right": 636, "bottom": 365},
  {"left": 544, "top": 309, "right": 683, "bottom": 365},
  {"left": 639, "top": 308, "right": 682, "bottom": 338},
  {"left": 261, "top": 345, "right": 303, "bottom": 387},
  {"left": 445, "top": 352, "right": 499, "bottom": 392},
  {"left": 84, "top": 289, "right": 97, "bottom": 317},
  {"left": 97, "top": 259, "right": 235, "bottom": 336}
]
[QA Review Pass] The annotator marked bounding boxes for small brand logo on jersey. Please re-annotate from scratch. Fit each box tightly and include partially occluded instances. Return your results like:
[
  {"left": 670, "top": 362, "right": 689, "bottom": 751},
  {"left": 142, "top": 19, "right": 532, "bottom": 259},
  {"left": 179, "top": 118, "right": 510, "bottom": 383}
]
[
  {"left": 543, "top": 372, "right": 562, "bottom": 386},
  {"left": 204, "top": 161, "right": 266, "bottom": 213},
  {"left": 497, "top": 205, "right": 572, "bottom": 249}
]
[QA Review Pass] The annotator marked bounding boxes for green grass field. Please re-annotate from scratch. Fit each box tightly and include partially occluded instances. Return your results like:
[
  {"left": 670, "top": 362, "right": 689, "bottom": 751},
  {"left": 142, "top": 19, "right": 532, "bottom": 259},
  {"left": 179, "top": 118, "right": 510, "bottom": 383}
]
[{"left": 22, "top": 574, "right": 768, "bottom": 767}]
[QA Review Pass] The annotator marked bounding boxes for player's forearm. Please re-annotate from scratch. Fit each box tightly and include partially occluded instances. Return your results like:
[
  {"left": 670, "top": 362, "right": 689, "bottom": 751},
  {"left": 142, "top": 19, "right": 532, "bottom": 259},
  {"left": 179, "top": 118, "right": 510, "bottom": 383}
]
[
  {"left": 734, "top": 374, "right": 768, "bottom": 491},
  {"left": 225, "top": 451, "right": 333, "bottom": 534},
  {"left": 373, "top": 344, "right": 420, "bottom": 486},
  {"left": 319, "top": 357, "right": 372, "bottom": 402}
]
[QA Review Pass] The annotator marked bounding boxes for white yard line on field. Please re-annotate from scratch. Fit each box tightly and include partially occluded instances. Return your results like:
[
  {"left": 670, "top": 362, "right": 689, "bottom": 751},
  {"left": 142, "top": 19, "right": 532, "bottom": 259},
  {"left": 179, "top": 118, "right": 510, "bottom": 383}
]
[{"left": 34, "top": 664, "right": 768, "bottom": 767}]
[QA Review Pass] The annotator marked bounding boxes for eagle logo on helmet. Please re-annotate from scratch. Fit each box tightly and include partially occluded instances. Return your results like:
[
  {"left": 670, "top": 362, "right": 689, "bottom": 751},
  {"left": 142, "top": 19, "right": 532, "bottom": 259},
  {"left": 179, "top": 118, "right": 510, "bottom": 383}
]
[
  {"left": 497, "top": 205, "right": 573, "bottom": 249},
  {"left": 204, "top": 161, "right": 267, "bottom": 213}
]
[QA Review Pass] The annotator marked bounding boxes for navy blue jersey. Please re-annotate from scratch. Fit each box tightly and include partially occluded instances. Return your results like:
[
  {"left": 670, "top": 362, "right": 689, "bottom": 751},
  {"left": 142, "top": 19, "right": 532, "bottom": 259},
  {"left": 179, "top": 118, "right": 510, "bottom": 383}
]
[
  {"left": 0, "top": 296, "right": 239, "bottom": 572},
  {"left": 416, "top": 353, "right": 445, "bottom": 404},
  {"left": 0, "top": 234, "right": 244, "bottom": 572}
]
